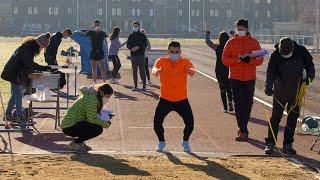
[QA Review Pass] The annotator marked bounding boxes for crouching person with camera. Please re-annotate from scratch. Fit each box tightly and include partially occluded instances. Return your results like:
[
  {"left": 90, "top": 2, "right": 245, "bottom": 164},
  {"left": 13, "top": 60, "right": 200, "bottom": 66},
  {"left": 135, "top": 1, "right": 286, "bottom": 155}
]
[{"left": 61, "top": 83, "right": 114, "bottom": 153}]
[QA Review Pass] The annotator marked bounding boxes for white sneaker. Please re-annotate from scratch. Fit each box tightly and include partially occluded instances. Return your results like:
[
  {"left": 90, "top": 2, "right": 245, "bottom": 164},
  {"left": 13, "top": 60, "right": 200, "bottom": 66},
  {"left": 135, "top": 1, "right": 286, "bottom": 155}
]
[
  {"left": 110, "top": 79, "right": 115, "bottom": 84},
  {"left": 156, "top": 141, "right": 166, "bottom": 152},
  {"left": 68, "top": 141, "right": 88, "bottom": 153},
  {"left": 148, "top": 80, "right": 152, "bottom": 84},
  {"left": 111, "top": 78, "right": 119, "bottom": 84},
  {"left": 182, "top": 141, "right": 191, "bottom": 152}
]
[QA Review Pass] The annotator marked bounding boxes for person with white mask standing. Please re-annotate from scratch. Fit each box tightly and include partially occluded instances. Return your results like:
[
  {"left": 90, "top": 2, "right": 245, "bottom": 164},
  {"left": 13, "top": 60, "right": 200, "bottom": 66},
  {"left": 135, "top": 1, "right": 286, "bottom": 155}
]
[
  {"left": 222, "top": 19, "right": 263, "bottom": 141},
  {"left": 61, "top": 83, "right": 114, "bottom": 153},
  {"left": 152, "top": 41, "right": 196, "bottom": 153},
  {"left": 126, "top": 21, "right": 148, "bottom": 91}
]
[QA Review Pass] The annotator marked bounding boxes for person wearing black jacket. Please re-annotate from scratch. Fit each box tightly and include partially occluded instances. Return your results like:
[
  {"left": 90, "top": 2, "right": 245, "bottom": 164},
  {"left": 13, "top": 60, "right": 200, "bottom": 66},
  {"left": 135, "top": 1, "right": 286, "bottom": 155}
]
[
  {"left": 44, "top": 29, "right": 72, "bottom": 65},
  {"left": 206, "top": 31, "right": 234, "bottom": 113},
  {"left": 264, "top": 37, "right": 315, "bottom": 155},
  {"left": 126, "top": 21, "right": 148, "bottom": 91},
  {"left": 1, "top": 34, "right": 52, "bottom": 122}
]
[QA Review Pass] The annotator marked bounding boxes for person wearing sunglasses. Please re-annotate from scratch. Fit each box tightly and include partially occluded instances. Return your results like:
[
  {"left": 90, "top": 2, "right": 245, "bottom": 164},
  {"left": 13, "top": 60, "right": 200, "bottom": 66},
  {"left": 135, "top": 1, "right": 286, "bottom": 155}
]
[{"left": 152, "top": 41, "right": 196, "bottom": 152}]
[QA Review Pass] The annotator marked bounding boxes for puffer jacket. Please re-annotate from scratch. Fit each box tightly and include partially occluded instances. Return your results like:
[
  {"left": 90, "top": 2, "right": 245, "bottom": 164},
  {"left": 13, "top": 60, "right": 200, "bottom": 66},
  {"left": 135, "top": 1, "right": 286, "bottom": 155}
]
[
  {"left": 222, "top": 33, "right": 263, "bottom": 81},
  {"left": 61, "top": 86, "right": 111, "bottom": 129},
  {"left": 265, "top": 41, "right": 315, "bottom": 100}
]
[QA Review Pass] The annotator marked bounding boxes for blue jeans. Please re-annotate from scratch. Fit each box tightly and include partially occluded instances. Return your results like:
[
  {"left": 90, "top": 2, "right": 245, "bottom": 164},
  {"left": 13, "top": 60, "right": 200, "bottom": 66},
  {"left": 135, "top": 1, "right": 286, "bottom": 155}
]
[{"left": 6, "top": 83, "right": 23, "bottom": 117}]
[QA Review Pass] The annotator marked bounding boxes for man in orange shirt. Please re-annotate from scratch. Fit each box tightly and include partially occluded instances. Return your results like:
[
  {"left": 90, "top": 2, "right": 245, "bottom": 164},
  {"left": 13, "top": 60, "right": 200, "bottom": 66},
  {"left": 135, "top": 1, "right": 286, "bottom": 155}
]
[
  {"left": 222, "top": 19, "right": 263, "bottom": 141},
  {"left": 152, "top": 41, "right": 196, "bottom": 152}
]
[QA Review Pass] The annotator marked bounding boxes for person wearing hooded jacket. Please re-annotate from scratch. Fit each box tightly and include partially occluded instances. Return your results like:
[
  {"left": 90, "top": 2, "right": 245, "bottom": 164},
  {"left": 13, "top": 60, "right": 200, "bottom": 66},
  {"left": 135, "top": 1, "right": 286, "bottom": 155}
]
[
  {"left": 1, "top": 34, "right": 52, "bottom": 122},
  {"left": 222, "top": 19, "right": 263, "bottom": 141},
  {"left": 61, "top": 83, "right": 114, "bottom": 153},
  {"left": 264, "top": 37, "right": 315, "bottom": 155},
  {"left": 205, "top": 31, "right": 234, "bottom": 113}
]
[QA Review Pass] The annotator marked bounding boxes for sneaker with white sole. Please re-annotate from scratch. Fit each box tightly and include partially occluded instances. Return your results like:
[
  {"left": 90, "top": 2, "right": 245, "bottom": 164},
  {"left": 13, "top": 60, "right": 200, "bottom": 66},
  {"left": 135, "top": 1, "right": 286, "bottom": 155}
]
[
  {"left": 69, "top": 141, "right": 88, "bottom": 153},
  {"left": 148, "top": 80, "right": 152, "bottom": 85},
  {"left": 182, "top": 141, "right": 191, "bottom": 152},
  {"left": 156, "top": 141, "right": 166, "bottom": 152}
]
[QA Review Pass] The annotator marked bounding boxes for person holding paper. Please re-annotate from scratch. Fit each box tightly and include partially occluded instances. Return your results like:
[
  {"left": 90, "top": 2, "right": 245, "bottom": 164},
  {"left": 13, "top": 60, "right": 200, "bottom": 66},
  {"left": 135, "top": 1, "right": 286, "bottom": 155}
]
[
  {"left": 222, "top": 19, "right": 263, "bottom": 141},
  {"left": 61, "top": 83, "right": 114, "bottom": 153}
]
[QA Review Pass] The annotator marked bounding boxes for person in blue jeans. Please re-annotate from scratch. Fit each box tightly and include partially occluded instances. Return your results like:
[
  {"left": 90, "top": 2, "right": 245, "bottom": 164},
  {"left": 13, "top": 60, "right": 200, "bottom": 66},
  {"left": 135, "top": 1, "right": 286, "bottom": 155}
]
[{"left": 1, "top": 34, "right": 51, "bottom": 122}]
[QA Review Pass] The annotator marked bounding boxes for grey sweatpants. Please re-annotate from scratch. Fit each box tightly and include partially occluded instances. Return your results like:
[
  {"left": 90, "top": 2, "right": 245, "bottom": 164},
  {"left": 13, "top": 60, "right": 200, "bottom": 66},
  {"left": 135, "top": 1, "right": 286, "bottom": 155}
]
[{"left": 131, "top": 55, "right": 146, "bottom": 88}]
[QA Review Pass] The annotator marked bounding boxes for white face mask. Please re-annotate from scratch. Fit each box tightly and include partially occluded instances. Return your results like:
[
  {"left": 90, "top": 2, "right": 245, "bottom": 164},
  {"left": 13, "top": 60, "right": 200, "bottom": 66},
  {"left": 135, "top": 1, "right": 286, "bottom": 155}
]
[
  {"left": 169, "top": 53, "right": 180, "bottom": 61},
  {"left": 133, "top": 27, "right": 139, "bottom": 32},
  {"left": 103, "top": 97, "right": 109, "bottom": 105},
  {"left": 236, "top": 30, "right": 246, "bottom": 37},
  {"left": 282, "top": 52, "right": 293, "bottom": 59}
]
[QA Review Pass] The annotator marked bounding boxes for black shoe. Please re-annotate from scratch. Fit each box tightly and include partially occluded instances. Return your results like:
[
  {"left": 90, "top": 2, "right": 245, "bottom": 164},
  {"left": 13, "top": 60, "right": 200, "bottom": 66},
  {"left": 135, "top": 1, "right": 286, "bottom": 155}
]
[
  {"left": 264, "top": 143, "right": 275, "bottom": 155},
  {"left": 228, "top": 102, "right": 234, "bottom": 112},
  {"left": 131, "top": 87, "right": 138, "bottom": 91},
  {"left": 282, "top": 144, "right": 297, "bottom": 155},
  {"left": 235, "top": 131, "right": 249, "bottom": 141}
]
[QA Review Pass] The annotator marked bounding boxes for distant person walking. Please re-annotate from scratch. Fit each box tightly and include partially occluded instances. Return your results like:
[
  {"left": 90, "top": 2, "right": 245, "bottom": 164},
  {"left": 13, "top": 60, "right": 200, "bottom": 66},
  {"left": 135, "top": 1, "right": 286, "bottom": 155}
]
[
  {"left": 126, "top": 21, "right": 148, "bottom": 91},
  {"left": 152, "top": 41, "right": 196, "bottom": 152},
  {"left": 108, "top": 27, "right": 127, "bottom": 84},
  {"left": 222, "top": 19, "right": 263, "bottom": 141},
  {"left": 87, "top": 19, "right": 108, "bottom": 83},
  {"left": 205, "top": 31, "right": 234, "bottom": 113},
  {"left": 140, "top": 29, "right": 152, "bottom": 84}
]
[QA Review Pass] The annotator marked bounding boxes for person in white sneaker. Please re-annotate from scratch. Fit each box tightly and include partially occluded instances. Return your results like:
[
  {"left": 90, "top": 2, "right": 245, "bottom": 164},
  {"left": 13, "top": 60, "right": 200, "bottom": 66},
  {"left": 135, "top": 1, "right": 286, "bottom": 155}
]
[
  {"left": 108, "top": 27, "right": 127, "bottom": 84},
  {"left": 152, "top": 41, "right": 196, "bottom": 152}
]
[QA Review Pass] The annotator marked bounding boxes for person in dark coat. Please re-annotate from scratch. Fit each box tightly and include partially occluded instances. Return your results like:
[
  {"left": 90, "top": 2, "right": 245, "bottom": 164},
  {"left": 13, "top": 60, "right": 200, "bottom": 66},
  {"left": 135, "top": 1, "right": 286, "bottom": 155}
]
[
  {"left": 206, "top": 31, "right": 234, "bottom": 113},
  {"left": 44, "top": 28, "right": 72, "bottom": 65},
  {"left": 126, "top": 21, "right": 148, "bottom": 91},
  {"left": 1, "top": 34, "right": 52, "bottom": 122},
  {"left": 264, "top": 37, "right": 315, "bottom": 155}
]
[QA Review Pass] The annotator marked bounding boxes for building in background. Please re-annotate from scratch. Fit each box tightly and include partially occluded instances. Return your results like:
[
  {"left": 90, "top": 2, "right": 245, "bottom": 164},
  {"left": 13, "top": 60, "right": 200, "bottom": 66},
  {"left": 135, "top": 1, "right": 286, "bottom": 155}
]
[{"left": 1, "top": 0, "right": 300, "bottom": 36}]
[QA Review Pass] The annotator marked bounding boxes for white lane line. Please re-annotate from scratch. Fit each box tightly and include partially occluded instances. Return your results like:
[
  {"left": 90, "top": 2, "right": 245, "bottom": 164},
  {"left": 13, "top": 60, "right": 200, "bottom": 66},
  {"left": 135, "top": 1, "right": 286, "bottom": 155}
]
[
  {"left": 114, "top": 85, "right": 125, "bottom": 152},
  {"left": 195, "top": 69, "right": 289, "bottom": 116}
]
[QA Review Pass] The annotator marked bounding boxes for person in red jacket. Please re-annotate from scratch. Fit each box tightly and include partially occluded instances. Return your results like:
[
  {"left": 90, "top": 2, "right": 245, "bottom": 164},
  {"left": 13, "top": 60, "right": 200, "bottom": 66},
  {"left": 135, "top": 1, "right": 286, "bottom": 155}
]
[{"left": 222, "top": 19, "right": 263, "bottom": 141}]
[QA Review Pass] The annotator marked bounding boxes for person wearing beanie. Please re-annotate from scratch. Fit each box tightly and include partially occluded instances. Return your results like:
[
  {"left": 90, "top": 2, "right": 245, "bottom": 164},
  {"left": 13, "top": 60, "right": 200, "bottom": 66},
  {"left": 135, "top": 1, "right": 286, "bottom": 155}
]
[
  {"left": 1, "top": 34, "right": 52, "bottom": 122},
  {"left": 44, "top": 29, "right": 72, "bottom": 65},
  {"left": 264, "top": 37, "right": 315, "bottom": 155},
  {"left": 222, "top": 19, "right": 263, "bottom": 141}
]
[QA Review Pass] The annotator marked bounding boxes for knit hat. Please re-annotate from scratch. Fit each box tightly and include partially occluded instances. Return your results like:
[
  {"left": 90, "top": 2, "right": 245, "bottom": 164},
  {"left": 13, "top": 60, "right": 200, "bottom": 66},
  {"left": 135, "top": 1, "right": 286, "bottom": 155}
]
[
  {"left": 279, "top": 37, "right": 294, "bottom": 56},
  {"left": 36, "top": 33, "right": 51, "bottom": 47}
]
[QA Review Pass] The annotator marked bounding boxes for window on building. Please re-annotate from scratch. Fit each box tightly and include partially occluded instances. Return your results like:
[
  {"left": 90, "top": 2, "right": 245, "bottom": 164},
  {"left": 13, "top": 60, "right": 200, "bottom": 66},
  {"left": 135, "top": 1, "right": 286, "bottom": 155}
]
[
  {"left": 98, "top": 8, "right": 103, "bottom": 16},
  {"left": 117, "top": 8, "right": 121, "bottom": 16},
  {"left": 112, "top": 8, "right": 116, "bottom": 16},
  {"left": 49, "top": 7, "right": 53, "bottom": 15},
  {"left": 227, "top": 10, "right": 232, "bottom": 17},
  {"left": 137, "top": 9, "right": 141, "bottom": 16},
  {"left": 179, "top": 9, "right": 183, "bottom": 16},
  {"left": 54, "top": 7, "right": 59, "bottom": 15},
  {"left": 13, "top": 7, "right": 18, "bottom": 14},
  {"left": 255, "top": 0, "right": 259, "bottom": 3},
  {"left": 267, "top": 10, "right": 270, "bottom": 17},
  {"left": 132, "top": 9, "right": 136, "bottom": 16},
  {"left": 150, "top": 9, "right": 154, "bottom": 16},
  {"left": 150, "top": 0, "right": 154, "bottom": 2},
  {"left": 191, "top": 9, "right": 195, "bottom": 16},
  {"left": 210, "top": 10, "right": 214, "bottom": 16},
  {"left": 215, "top": 9, "right": 219, "bottom": 17},
  {"left": 196, "top": 10, "right": 200, "bottom": 16},
  {"left": 68, "top": 8, "right": 72, "bottom": 15},
  {"left": 179, "top": 0, "right": 182, "bottom": 2},
  {"left": 27, "top": 7, "right": 33, "bottom": 15},
  {"left": 255, "top": 11, "right": 258, "bottom": 17},
  {"left": 267, "top": 0, "right": 271, "bottom": 3},
  {"left": 33, "top": 7, "right": 38, "bottom": 14}
]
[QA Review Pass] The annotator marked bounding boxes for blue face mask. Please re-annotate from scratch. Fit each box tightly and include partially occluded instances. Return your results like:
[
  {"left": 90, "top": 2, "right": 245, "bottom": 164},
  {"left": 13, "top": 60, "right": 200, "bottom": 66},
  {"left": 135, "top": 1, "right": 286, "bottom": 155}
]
[
  {"left": 169, "top": 53, "right": 180, "bottom": 61},
  {"left": 133, "top": 27, "right": 139, "bottom": 32}
]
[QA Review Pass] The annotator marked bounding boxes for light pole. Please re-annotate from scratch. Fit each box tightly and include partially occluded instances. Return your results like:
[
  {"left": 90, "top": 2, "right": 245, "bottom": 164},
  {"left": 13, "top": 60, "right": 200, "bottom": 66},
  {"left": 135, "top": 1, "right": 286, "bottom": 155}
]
[
  {"left": 202, "top": 0, "right": 205, "bottom": 30},
  {"left": 189, "top": 0, "right": 191, "bottom": 33},
  {"left": 154, "top": 0, "right": 156, "bottom": 32},
  {"left": 76, "top": 0, "right": 79, "bottom": 29},
  {"left": 105, "top": 0, "right": 108, "bottom": 31},
  {"left": 316, "top": 0, "right": 319, "bottom": 53}
]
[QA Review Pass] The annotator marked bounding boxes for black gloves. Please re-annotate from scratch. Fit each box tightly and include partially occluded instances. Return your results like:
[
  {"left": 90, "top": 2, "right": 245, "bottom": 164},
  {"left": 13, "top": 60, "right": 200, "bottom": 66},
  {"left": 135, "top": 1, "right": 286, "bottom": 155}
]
[
  {"left": 240, "top": 55, "right": 251, "bottom": 63},
  {"left": 303, "top": 77, "right": 313, "bottom": 86},
  {"left": 264, "top": 87, "right": 273, "bottom": 96}
]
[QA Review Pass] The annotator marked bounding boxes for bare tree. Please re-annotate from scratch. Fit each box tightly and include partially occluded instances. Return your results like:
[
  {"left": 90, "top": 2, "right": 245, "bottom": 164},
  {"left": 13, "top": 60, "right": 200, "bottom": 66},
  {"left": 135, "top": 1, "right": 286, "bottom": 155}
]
[{"left": 291, "top": 0, "right": 307, "bottom": 21}]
